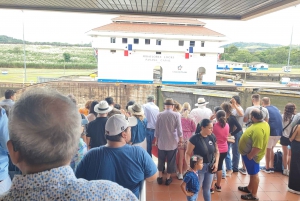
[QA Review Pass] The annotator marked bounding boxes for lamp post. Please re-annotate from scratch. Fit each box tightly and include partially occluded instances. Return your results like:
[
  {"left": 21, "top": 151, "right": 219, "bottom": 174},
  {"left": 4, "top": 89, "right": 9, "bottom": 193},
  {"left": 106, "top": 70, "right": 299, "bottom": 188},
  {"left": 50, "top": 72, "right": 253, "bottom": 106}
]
[{"left": 22, "top": 10, "right": 27, "bottom": 84}]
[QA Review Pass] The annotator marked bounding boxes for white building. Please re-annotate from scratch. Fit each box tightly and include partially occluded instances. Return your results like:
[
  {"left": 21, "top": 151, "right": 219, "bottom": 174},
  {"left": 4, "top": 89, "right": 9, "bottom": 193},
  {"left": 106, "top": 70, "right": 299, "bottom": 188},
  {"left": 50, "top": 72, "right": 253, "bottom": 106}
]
[
  {"left": 248, "top": 62, "right": 269, "bottom": 70},
  {"left": 88, "top": 16, "right": 226, "bottom": 85},
  {"left": 217, "top": 61, "right": 244, "bottom": 71}
]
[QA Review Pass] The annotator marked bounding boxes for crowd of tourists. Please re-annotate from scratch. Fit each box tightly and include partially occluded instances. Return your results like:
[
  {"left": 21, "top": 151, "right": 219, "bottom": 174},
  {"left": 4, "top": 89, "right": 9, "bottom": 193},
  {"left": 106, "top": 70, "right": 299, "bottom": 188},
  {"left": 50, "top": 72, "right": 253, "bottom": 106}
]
[{"left": 0, "top": 88, "right": 300, "bottom": 201}]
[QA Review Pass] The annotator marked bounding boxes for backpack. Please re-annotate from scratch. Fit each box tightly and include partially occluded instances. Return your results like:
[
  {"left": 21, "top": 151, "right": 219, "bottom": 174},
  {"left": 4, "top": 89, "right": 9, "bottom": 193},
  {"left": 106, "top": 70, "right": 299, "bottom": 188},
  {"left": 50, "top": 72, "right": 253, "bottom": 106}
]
[{"left": 273, "top": 149, "right": 283, "bottom": 172}]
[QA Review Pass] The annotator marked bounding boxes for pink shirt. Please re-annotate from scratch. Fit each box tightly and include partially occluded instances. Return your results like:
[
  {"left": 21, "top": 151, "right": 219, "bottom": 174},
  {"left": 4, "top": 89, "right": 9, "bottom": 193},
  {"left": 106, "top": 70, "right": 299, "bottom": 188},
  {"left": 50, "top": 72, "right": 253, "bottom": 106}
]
[
  {"left": 213, "top": 122, "right": 229, "bottom": 153},
  {"left": 181, "top": 117, "right": 196, "bottom": 140}
]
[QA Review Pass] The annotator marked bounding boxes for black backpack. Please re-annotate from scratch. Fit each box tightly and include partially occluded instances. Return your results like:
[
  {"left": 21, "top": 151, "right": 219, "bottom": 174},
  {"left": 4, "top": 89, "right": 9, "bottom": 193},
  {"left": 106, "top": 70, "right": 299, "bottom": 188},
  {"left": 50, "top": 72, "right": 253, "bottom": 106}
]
[{"left": 273, "top": 149, "right": 283, "bottom": 172}]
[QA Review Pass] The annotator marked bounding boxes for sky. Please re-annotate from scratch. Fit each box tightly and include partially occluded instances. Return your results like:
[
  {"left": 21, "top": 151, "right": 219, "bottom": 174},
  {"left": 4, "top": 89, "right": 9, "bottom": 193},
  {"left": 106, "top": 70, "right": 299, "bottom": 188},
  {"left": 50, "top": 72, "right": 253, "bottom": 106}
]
[{"left": 0, "top": 5, "right": 299, "bottom": 46}]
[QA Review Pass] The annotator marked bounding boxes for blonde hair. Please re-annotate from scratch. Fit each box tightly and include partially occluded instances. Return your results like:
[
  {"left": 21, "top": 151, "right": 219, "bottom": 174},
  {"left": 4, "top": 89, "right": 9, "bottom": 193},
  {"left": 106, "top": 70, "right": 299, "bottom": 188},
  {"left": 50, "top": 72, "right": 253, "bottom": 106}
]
[
  {"left": 133, "top": 114, "right": 145, "bottom": 121},
  {"left": 181, "top": 102, "right": 191, "bottom": 118}
]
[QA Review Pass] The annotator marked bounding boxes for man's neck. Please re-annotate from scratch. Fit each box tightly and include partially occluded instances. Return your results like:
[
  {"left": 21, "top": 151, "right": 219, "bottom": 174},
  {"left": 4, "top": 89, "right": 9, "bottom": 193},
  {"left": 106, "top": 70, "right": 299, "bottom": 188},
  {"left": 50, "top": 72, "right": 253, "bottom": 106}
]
[
  {"left": 106, "top": 141, "right": 127, "bottom": 148},
  {"left": 20, "top": 161, "right": 70, "bottom": 174},
  {"left": 252, "top": 102, "right": 260, "bottom": 106}
]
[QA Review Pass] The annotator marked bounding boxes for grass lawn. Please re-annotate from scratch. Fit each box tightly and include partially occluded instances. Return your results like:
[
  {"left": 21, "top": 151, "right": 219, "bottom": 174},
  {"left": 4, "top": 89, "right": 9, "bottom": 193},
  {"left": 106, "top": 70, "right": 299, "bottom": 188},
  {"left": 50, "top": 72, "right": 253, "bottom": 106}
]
[{"left": 0, "top": 68, "right": 96, "bottom": 83}]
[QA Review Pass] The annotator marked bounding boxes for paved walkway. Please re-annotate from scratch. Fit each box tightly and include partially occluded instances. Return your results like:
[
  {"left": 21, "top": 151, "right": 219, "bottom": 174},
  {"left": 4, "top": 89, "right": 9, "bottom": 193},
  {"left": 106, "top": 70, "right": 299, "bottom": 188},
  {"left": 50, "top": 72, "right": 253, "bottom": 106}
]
[{"left": 146, "top": 170, "right": 300, "bottom": 201}]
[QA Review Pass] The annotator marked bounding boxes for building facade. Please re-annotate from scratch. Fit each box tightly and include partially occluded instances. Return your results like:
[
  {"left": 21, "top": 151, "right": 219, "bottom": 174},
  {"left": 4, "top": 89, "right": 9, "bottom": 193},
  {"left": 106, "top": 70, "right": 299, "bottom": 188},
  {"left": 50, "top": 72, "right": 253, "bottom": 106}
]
[
  {"left": 89, "top": 16, "right": 226, "bottom": 85},
  {"left": 217, "top": 61, "right": 244, "bottom": 71}
]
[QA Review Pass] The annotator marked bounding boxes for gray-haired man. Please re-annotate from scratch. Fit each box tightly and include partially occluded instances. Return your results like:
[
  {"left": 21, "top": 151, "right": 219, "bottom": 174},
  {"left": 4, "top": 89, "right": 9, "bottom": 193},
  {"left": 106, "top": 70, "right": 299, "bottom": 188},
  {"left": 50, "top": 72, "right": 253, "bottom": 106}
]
[
  {"left": 142, "top": 95, "right": 159, "bottom": 157},
  {"left": 1, "top": 88, "right": 137, "bottom": 201}
]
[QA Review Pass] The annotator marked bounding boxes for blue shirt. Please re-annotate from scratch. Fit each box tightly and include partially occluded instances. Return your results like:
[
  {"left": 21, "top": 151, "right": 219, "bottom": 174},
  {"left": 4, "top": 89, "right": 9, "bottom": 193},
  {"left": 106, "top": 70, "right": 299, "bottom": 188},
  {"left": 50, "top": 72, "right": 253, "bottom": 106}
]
[
  {"left": 266, "top": 105, "right": 283, "bottom": 136},
  {"left": 75, "top": 144, "right": 157, "bottom": 198},
  {"left": 0, "top": 166, "right": 137, "bottom": 201},
  {"left": 131, "top": 118, "right": 147, "bottom": 144},
  {"left": 142, "top": 102, "right": 159, "bottom": 129},
  {"left": 0, "top": 108, "right": 9, "bottom": 181},
  {"left": 0, "top": 99, "right": 14, "bottom": 107},
  {"left": 183, "top": 171, "right": 199, "bottom": 193}
]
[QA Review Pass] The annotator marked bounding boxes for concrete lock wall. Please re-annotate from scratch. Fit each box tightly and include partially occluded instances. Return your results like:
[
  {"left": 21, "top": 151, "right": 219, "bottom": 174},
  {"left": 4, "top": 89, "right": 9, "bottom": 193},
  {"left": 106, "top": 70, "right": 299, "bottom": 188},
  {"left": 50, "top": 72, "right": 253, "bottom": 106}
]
[
  {"left": 1, "top": 82, "right": 299, "bottom": 114},
  {"left": 1, "top": 82, "right": 157, "bottom": 109}
]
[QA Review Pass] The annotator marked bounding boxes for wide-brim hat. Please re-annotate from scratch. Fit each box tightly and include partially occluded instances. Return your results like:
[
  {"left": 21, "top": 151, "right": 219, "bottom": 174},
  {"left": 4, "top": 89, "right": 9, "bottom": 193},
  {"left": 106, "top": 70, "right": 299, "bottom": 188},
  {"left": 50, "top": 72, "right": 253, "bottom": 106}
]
[
  {"left": 195, "top": 98, "right": 209, "bottom": 106},
  {"left": 94, "top": 101, "right": 113, "bottom": 114},
  {"left": 105, "top": 114, "right": 138, "bottom": 136},
  {"left": 164, "top": 98, "right": 175, "bottom": 105},
  {"left": 128, "top": 104, "right": 144, "bottom": 115}
]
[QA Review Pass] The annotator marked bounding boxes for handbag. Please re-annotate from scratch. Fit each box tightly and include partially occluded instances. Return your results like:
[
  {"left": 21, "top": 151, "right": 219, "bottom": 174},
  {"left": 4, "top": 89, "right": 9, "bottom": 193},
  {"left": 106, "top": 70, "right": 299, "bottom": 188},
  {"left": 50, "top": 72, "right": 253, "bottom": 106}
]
[{"left": 199, "top": 136, "right": 216, "bottom": 174}]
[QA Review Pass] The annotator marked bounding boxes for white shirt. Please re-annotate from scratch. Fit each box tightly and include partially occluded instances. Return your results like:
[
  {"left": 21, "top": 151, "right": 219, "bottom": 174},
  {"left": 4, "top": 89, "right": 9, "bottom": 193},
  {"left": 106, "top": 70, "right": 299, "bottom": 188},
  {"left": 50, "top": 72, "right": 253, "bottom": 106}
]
[
  {"left": 143, "top": 102, "right": 159, "bottom": 129},
  {"left": 232, "top": 105, "right": 244, "bottom": 128},
  {"left": 189, "top": 106, "right": 212, "bottom": 125}
]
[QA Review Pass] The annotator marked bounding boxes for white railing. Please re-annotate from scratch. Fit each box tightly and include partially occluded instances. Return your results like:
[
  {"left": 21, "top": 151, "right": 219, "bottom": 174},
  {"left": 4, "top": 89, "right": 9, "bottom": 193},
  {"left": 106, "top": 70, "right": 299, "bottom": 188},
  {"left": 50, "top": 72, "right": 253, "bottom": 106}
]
[{"left": 139, "top": 180, "right": 146, "bottom": 201}]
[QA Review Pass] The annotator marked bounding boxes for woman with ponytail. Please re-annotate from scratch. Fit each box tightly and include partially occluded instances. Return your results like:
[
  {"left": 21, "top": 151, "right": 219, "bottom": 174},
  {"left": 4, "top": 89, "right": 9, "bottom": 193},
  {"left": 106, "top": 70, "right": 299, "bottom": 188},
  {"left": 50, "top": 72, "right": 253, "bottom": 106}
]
[
  {"left": 177, "top": 102, "right": 196, "bottom": 180},
  {"left": 221, "top": 102, "right": 242, "bottom": 175},
  {"left": 211, "top": 110, "right": 229, "bottom": 192}
]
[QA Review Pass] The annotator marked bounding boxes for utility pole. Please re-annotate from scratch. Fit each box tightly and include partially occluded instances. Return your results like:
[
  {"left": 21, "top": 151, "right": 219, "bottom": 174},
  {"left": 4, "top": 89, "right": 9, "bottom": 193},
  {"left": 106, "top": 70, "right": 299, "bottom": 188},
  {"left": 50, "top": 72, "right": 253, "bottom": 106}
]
[{"left": 22, "top": 10, "right": 27, "bottom": 83}]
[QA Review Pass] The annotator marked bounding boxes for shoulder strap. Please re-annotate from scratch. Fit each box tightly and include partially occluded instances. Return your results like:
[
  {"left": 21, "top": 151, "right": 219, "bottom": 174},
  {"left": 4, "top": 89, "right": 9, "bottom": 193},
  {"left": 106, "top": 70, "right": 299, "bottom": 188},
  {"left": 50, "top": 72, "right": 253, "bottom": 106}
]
[
  {"left": 283, "top": 115, "right": 294, "bottom": 131},
  {"left": 199, "top": 136, "right": 211, "bottom": 162}
]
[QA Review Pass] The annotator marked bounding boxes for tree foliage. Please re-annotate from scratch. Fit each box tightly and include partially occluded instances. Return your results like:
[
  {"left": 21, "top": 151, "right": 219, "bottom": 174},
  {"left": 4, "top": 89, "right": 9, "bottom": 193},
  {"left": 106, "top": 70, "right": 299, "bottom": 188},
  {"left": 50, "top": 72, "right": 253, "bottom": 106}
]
[
  {"left": 63, "top": 53, "right": 71, "bottom": 62},
  {"left": 221, "top": 45, "right": 300, "bottom": 65}
]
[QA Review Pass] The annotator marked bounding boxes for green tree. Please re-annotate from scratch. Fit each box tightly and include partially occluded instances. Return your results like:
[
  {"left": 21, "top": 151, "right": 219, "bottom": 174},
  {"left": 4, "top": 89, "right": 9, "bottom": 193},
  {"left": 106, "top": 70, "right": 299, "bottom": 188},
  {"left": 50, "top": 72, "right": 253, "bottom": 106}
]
[
  {"left": 227, "top": 45, "right": 238, "bottom": 54},
  {"left": 63, "top": 53, "right": 71, "bottom": 75},
  {"left": 63, "top": 52, "right": 71, "bottom": 62}
]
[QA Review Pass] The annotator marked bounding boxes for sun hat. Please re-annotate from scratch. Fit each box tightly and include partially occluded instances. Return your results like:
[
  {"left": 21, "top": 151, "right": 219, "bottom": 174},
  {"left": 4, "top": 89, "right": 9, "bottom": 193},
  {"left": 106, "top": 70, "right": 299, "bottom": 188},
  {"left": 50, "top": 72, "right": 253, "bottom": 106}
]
[
  {"left": 128, "top": 103, "right": 144, "bottom": 115},
  {"left": 94, "top": 100, "right": 113, "bottom": 114},
  {"left": 163, "top": 98, "right": 175, "bottom": 105},
  {"left": 105, "top": 114, "right": 137, "bottom": 136},
  {"left": 195, "top": 98, "right": 209, "bottom": 106}
]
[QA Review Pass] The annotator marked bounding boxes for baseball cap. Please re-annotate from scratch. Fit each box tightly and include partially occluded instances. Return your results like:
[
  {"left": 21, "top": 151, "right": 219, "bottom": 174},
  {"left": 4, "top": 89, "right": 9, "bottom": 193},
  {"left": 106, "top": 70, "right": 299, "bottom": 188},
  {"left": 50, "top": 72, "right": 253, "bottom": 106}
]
[{"left": 105, "top": 114, "right": 137, "bottom": 136}]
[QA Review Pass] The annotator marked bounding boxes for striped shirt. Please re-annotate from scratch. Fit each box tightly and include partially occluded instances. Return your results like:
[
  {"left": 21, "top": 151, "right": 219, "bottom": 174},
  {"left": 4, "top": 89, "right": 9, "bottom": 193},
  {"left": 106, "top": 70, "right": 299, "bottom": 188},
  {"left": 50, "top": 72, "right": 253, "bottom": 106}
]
[{"left": 155, "top": 109, "right": 183, "bottom": 150}]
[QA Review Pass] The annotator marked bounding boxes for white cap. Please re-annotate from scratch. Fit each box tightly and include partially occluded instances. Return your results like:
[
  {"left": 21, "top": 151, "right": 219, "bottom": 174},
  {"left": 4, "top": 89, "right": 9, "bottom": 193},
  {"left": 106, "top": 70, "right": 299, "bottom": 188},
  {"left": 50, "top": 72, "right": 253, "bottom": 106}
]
[{"left": 105, "top": 114, "right": 137, "bottom": 136}]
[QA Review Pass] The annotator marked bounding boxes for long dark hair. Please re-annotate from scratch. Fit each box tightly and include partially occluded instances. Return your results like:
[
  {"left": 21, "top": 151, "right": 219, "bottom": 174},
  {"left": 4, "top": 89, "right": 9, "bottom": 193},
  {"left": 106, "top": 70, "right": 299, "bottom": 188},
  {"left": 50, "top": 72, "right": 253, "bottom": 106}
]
[
  {"left": 216, "top": 110, "right": 226, "bottom": 128},
  {"left": 221, "top": 102, "right": 232, "bottom": 116},
  {"left": 283, "top": 103, "right": 296, "bottom": 122}
]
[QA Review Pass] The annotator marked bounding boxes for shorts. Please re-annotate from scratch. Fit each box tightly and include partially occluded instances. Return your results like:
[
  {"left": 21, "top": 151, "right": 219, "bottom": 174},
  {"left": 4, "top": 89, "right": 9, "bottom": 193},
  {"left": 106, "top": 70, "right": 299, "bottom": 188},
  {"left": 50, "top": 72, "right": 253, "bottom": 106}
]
[
  {"left": 267, "top": 136, "right": 281, "bottom": 149},
  {"left": 280, "top": 136, "right": 291, "bottom": 146},
  {"left": 242, "top": 155, "right": 260, "bottom": 175}
]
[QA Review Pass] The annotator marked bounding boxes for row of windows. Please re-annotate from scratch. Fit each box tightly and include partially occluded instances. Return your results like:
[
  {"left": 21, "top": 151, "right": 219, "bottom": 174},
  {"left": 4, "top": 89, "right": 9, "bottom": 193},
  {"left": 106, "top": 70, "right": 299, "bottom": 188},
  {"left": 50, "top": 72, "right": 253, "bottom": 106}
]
[
  {"left": 110, "top": 37, "right": 204, "bottom": 47},
  {"left": 109, "top": 49, "right": 206, "bottom": 56}
]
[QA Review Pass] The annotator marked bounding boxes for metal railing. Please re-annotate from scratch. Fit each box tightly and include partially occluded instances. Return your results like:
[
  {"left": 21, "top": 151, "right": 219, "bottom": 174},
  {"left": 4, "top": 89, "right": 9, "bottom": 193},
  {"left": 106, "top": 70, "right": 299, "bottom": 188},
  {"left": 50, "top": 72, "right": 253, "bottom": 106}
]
[{"left": 139, "top": 180, "right": 146, "bottom": 201}]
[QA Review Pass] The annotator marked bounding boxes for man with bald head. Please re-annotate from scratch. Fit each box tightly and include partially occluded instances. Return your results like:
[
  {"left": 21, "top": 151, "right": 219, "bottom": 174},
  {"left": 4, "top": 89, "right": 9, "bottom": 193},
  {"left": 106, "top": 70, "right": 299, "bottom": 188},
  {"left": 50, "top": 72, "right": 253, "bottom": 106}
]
[
  {"left": 1, "top": 88, "right": 137, "bottom": 201},
  {"left": 238, "top": 108, "right": 270, "bottom": 201}
]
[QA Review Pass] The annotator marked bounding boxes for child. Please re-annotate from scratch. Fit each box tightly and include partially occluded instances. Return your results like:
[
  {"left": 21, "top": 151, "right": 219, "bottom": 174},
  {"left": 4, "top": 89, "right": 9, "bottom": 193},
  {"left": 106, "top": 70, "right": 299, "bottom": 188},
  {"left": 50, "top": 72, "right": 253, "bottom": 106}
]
[{"left": 180, "top": 155, "right": 203, "bottom": 201}]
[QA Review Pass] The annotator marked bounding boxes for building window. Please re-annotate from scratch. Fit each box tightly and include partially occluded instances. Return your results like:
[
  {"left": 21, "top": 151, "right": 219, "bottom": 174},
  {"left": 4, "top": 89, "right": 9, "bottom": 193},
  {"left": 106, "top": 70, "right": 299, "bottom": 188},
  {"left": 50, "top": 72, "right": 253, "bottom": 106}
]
[
  {"left": 201, "top": 41, "right": 205, "bottom": 47},
  {"left": 156, "top": 39, "right": 161, "bottom": 45},
  {"left": 110, "top": 37, "right": 116, "bottom": 43},
  {"left": 156, "top": 52, "right": 161, "bottom": 54},
  {"left": 122, "top": 38, "right": 127, "bottom": 44},
  {"left": 134, "top": 38, "right": 139, "bottom": 44},
  {"left": 179, "top": 40, "right": 184, "bottom": 46},
  {"left": 190, "top": 41, "right": 195, "bottom": 47},
  {"left": 110, "top": 50, "right": 116, "bottom": 53},
  {"left": 200, "top": 53, "right": 206, "bottom": 56},
  {"left": 145, "top": 39, "right": 150, "bottom": 45}
]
